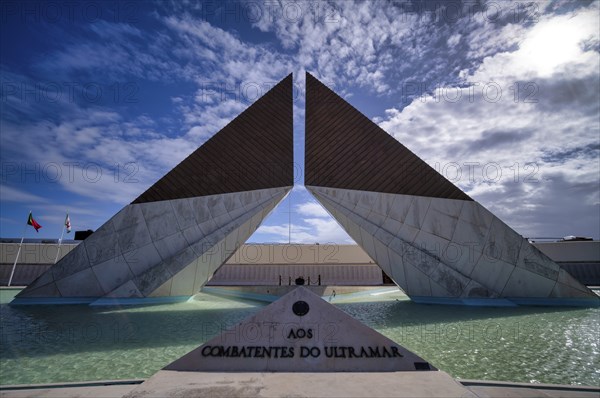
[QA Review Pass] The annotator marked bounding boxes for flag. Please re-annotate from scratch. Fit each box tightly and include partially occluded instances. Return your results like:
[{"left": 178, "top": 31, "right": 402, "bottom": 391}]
[
  {"left": 65, "top": 213, "right": 71, "bottom": 233},
  {"left": 27, "top": 212, "right": 42, "bottom": 232}
]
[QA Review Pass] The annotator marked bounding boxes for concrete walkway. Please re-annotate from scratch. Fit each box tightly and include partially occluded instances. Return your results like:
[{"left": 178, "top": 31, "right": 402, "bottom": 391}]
[{"left": 2, "top": 373, "right": 599, "bottom": 398}]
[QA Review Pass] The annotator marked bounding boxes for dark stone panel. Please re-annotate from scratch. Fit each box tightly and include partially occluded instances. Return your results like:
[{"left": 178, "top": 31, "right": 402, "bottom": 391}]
[
  {"left": 304, "top": 72, "right": 471, "bottom": 200},
  {"left": 133, "top": 74, "right": 294, "bottom": 203}
]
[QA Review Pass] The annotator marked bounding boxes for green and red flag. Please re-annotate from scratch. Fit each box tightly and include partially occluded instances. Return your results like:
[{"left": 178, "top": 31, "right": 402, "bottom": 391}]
[{"left": 27, "top": 212, "right": 42, "bottom": 232}]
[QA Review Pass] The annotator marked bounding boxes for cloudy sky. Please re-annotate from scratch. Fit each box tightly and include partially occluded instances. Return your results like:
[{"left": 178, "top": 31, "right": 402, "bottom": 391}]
[{"left": 1, "top": 0, "right": 598, "bottom": 243}]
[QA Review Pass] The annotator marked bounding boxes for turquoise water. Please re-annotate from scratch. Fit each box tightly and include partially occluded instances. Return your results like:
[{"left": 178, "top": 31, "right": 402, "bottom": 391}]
[{"left": 1, "top": 288, "right": 599, "bottom": 386}]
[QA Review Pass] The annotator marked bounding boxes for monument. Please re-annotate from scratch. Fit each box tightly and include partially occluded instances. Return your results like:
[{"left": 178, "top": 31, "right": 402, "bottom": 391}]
[
  {"left": 10, "top": 72, "right": 598, "bottom": 307},
  {"left": 304, "top": 72, "right": 597, "bottom": 306},
  {"left": 12, "top": 75, "right": 294, "bottom": 305}
]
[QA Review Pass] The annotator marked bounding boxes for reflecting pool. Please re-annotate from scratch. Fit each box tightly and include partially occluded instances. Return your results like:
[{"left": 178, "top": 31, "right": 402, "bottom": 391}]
[{"left": 1, "top": 288, "right": 598, "bottom": 386}]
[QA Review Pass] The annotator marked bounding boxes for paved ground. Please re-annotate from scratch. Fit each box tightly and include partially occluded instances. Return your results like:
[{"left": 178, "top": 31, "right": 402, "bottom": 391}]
[
  {"left": 0, "top": 380, "right": 142, "bottom": 398},
  {"left": 2, "top": 373, "right": 599, "bottom": 398}
]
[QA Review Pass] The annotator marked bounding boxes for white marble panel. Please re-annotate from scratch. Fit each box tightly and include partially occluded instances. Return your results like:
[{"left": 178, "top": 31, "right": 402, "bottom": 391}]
[
  {"left": 182, "top": 225, "right": 204, "bottom": 247},
  {"left": 169, "top": 260, "right": 197, "bottom": 296},
  {"left": 192, "top": 258, "right": 208, "bottom": 292},
  {"left": 373, "top": 226, "right": 395, "bottom": 246},
  {"left": 381, "top": 216, "right": 403, "bottom": 236},
  {"left": 459, "top": 201, "right": 494, "bottom": 231},
  {"left": 318, "top": 198, "right": 340, "bottom": 220},
  {"left": 429, "top": 279, "right": 451, "bottom": 297},
  {"left": 557, "top": 268, "right": 593, "bottom": 294},
  {"left": 141, "top": 200, "right": 180, "bottom": 241},
  {"left": 397, "top": 223, "right": 420, "bottom": 244},
  {"left": 307, "top": 186, "right": 593, "bottom": 301},
  {"left": 154, "top": 232, "right": 188, "bottom": 260},
  {"left": 91, "top": 255, "right": 134, "bottom": 294},
  {"left": 212, "top": 212, "right": 234, "bottom": 232},
  {"left": 222, "top": 192, "right": 243, "bottom": 215},
  {"left": 28, "top": 269, "right": 54, "bottom": 290},
  {"left": 205, "top": 241, "right": 229, "bottom": 279},
  {"left": 239, "top": 190, "right": 259, "bottom": 211},
  {"left": 388, "top": 237, "right": 410, "bottom": 258},
  {"left": 366, "top": 209, "right": 387, "bottom": 228},
  {"left": 550, "top": 282, "right": 596, "bottom": 298},
  {"left": 483, "top": 217, "right": 523, "bottom": 265},
  {"left": 341, "top": 189, "right": 363, "bottom": 210},
  {"left": 170, "top": 198, "right": 197, "bottom": 230},
  {"left": 404, "top": 263, "right": 432, "bottom": 296},
  {"left": 133, "top": 263, "right": 174, "bottom": 296},
  {"left": 222, "top": 226, "right": 242, "bottom": 262},
  {"left": 147, "top": 278, "right": 173, "bottom": 298},
  {"left": 501, "top": 267, "right": 556, "bottom": 297},
  {"left": 421, "top": 207, "right": 459, "bottom": 241},
  {"left": 451, "top": 219, "right": 488, "bottom": 250},
  {"left": 104, "top": 280, "right": 143, "bottom": 298},
  {"left": 22, "top": 282, "right": 61, "bottom": 297},
  {"left": 405, "top": 196, "right": 431, "bottom": 229},
  {"left": 115, "top": 217, "right": 152, "bottom": 254},
  {"left": 409, "top": 253, "right": 440, "bottom": 277},
  {"left": 51, "top": 243, "right": 91, "bottom": 281},
  {"left": 163, "top": 246, "right": 198, "bottom": 276},
  {"left": 190, "top": 196, "right": 214, "bottom": 223},
  {"left": 515, "top": 238, "right": 559, "bottom": 280},
  {"left": 429, "top": 263, "right": 469, "bottom": 297},
  {"left": 197, "top": 217, "right": 219, "bottom": 236},
  {"left": 123, "top": 243, "right": 162, "bottom": 276},
  {"left": 55, "top": 268, "right": 105, "bottom": 297},
  {"left": 358, "top": 226, "right": 377, "bottom": 263},
  {"left": 428, "top": 198, "right": 464, "bottom": 218},
  {"left": 462, "top": 279, "right": 497, "bottom": 298},
  {"left": 336, "top": 213, "right": 362, "bottom": 244},
  {"left": 112, "top": 204, "right": 145, "bottom": 232},
  {"left": 387, "top": 249, "right": 407, "bottom": 289},
  {"left": 469, "top": 256, "right": 514, "bottom": 295},
  {"left": 206, "top": 195, "right": 229, "bottom": 218},
  {"left": 442, "top": 241, "right": 480, "bottom": 278},
  {"left": 387, "top": 194, "right": 413, "bottom": 224},
  {"left": 372, "top": 237, "right": 393, "bottom": 276},
  {"left": 349, "top": 211, "right": 380, "bottom": 236},
  {"left": 370, "top": 192, "right": 397, "bottom": 218},
  {"left": 355, "top": 190, "right": 379, "bottom": 213},
  {"left": 84, "top": 220, "right": 120, "bottom": 266},
  {"left": 227, "top": 201, "right": 248, "bottom": 221},
  {"left": 413, "top": 230, "right": 450, "bottom": 261}
]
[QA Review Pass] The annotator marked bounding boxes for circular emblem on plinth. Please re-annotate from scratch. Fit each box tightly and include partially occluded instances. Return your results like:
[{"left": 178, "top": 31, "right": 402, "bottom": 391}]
[{"left": 292, "top": 300, "right": 309, "bottom": 316}]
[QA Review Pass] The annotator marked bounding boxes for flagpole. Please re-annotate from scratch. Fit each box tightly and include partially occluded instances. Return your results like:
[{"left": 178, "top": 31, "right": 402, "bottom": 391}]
[
  {"left": 54, "top": 225, "right": 65, "bottom": 264},
  {"left": 8, "top": 214, "right": 29, "bottom": 287}
]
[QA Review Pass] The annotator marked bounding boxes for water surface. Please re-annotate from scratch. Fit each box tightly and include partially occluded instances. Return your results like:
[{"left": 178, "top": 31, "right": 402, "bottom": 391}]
[{"left": 1, "top": 288, "right": 598, "bottom": 386}]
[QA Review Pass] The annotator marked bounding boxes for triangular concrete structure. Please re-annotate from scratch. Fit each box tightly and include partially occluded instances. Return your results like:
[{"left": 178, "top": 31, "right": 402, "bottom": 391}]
[
  {"left": 304, "top": 72, "right": 598, "bottom": 306},
  {"left": 13, "top": 75, "right": 294, "bottom": 305},
  {"left": 165, "top": 286, "right": 436, "bottom": 372}
]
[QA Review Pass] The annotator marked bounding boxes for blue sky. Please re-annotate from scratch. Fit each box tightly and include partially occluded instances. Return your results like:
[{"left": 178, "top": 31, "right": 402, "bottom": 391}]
[{"left": 1, "top": 0, "right": 599, "bottom": 243}]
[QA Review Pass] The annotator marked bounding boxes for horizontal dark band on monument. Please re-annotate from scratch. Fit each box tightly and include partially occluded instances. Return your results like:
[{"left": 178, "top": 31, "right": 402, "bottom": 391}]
[
  {"left": 304, "top": 72, "right": 471, "bottom": 200},
  {"left": 133, "top": 74, "right": 294, "bottom": 203}
]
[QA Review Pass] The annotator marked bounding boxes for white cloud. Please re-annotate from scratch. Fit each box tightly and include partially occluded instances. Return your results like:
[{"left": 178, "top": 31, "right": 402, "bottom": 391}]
[
  {"left": 0, "top": 185, "right": 47, "bottom": 203},
  {"left": 255, "top": 219, "right": 354, "bottom": 244},
  {"left": 378, "top": 4, "right": 600, "bottom": 238},
  {"left": 466, "top": 7, "right": 599, "bottom": 81},
  {"left": 447, "top": 33, "right": 461, "bottom": 47},
  {"left": 296, "top": 201, "right": 329, "bottom": 217}
]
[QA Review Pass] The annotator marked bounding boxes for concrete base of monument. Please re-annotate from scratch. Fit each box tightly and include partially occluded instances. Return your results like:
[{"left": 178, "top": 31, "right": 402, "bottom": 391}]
[
  {"left": 200, "top": 285, "right": 400, "bottom": 302},
  {"left": 125, "top": 370, "right": 472, "bottom": 398},
  {"left": 2, "top": 376, "right": 600, "bottom": 398}
]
